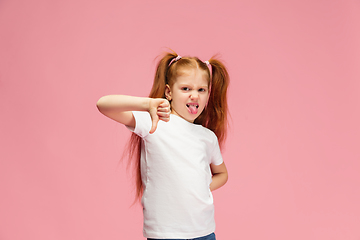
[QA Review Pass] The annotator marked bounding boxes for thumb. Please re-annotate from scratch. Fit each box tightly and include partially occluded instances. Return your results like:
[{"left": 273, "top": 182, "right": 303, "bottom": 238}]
[{"left": 149, "top": 108, "right": 159, "bottom": 134}]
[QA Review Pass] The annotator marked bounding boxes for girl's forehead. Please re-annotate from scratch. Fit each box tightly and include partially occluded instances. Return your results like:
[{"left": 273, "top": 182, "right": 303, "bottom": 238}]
[
  {"left": 176, "top": 68, "right": 208, "bottom": 80},
  {"left": 175, "top": 71, "right": 209, "bottom": 87},
  {"left": 177, "top": 67, "right": 204, "bottom": 75}
]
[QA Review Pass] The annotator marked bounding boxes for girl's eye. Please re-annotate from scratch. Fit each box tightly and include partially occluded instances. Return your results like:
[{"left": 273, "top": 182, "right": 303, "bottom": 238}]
[
  {"left": 199, "top": 88, "right": 206, "bottom": 92},
  {"left": 181, "top": 87, "right": 190, "bottom": 91}
]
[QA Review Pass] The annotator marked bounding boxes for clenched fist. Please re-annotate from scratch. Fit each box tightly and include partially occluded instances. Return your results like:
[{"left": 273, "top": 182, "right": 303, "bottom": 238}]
[{"left": 148, "top": 98, "right": 171, "bottom": 134}]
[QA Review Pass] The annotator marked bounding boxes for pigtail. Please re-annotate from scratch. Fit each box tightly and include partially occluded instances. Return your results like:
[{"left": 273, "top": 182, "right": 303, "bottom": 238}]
[
  {"left": 125, "top": 134, "right": 142, "bottom": 203},
  {"left": 195, "top": 57, "right": 229, "bottom": 149},
  {"left": 149, "top": 52, "right": 177, "bottom": 98},
  {"left": 127, "top": 51, "right": 178, "bottom": 203}
]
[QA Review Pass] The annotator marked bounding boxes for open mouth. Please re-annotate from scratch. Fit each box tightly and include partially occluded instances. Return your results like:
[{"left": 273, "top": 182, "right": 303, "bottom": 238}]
[{"left": 186, "top": 103, "right": 199, "bottom": 114}]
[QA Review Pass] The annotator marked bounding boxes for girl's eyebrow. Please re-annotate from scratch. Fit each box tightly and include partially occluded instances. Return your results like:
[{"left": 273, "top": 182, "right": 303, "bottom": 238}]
[
  {"left": 178, "top": 82, "right": 208, "bottom": 86},
  {"left": 177, "top": 82, "right": 209, "bottom": 89},
  {"left": 179, "top": 85, "right": 209, "bottom": 89}
]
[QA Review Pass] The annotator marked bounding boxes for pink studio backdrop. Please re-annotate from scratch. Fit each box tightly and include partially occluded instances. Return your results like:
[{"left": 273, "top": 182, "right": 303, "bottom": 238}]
[{"left": 1, "top": 0, "right": 360, "bottom": 239}]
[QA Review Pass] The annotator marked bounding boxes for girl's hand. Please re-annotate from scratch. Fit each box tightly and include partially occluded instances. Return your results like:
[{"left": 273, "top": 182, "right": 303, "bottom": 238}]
[{"left": 148, "top": 98, "right": 171, "bottom": 134}]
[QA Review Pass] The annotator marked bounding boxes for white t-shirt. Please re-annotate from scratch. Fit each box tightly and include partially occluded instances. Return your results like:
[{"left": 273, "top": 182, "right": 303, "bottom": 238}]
[{"left": 128, "top": 111, "right": 223, "bottom": 239}]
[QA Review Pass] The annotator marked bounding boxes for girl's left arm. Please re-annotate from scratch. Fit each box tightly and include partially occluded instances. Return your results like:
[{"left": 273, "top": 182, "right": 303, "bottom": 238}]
[{"left": 210, "top": 162, "right": 228, "bottom": 191}]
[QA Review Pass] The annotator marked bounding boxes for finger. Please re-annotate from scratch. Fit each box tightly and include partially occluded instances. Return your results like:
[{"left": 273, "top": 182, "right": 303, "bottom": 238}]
[
  {"left": 159, "top": 116, "right": 170, "bottom": 122},
  {"left": 157, "top": 111, "right": 170, "bottom": 118},
  {"left": 149, "top": 111, "right": 159, "bottom": 134},
  {"left": 159, "top": 101, "right": 170, "bottom": 107},
  {"left": 157, "top": 106, "right": 169, "bottom": 111},
  {"left": 158, "top": 111, "right": 170, "bottom": 118},
  {"left": 157, "top": 109, "right": 171, "bottom": 117},
  {"left": 157, "top": 105, "right": 171, "bottom": 113}
]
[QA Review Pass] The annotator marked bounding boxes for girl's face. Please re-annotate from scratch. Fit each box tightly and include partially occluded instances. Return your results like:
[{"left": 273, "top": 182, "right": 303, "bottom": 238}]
[{"left": 165, "top": 68, "right": 209, "bottom": 123}]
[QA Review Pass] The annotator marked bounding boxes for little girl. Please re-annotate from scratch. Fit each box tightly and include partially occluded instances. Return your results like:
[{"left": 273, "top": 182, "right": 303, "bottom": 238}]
[{"left": 97, "top": 51, "right": 230, "bottom": 240}]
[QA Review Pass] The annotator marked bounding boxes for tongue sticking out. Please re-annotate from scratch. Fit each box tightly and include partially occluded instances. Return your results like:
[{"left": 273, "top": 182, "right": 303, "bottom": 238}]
[{"left": 187, "top": 104, "right": 198, "bottom": 114}]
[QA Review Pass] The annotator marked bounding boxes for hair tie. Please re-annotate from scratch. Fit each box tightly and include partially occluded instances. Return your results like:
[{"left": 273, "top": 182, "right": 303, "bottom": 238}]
[
  {"left": 203, "top": 60, "right": 212, "bottom": 80},
  {"left": 203, "top": 60, "right": 212, "bottom": 73},
  {"left": 168, "top": 55, "right": 182, "bottom": 66}
]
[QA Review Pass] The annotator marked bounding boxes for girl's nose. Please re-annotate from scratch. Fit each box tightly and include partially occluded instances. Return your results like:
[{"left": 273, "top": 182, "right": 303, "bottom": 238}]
[{"left": 190, "top": 91, "right": 199, "bottom": 99}]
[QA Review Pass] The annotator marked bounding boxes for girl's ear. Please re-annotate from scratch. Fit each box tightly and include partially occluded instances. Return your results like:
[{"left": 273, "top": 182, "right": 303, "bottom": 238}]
[{"left": 165, "top": 84, "right": 172, "bottom": 101}]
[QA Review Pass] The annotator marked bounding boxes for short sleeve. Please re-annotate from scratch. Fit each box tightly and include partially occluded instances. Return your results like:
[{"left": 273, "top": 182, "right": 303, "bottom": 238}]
[
  {"left": 126, "top": 111, "right": 152, "bottom": 138},
  {"left": 211, "top": 135, "right": 223, "bottom": 166}
]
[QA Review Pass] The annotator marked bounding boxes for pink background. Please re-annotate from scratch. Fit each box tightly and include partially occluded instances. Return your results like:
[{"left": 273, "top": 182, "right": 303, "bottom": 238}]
[{"left": 1, "top": 0, "right": 360, "bottom": 239}]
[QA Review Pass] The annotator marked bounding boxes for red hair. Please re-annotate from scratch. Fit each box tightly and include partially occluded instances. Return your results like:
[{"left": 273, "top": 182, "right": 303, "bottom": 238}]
[{"left": 126, "top": 51, "right": 230, "bottom": 202}]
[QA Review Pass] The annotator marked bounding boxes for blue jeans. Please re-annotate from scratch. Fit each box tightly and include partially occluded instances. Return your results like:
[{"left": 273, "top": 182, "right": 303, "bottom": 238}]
[{"left": 147, "top": 232, "right": 216, "bottom": 240}]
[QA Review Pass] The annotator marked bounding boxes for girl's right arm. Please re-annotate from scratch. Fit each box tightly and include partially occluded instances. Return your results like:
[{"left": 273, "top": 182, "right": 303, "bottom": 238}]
[{"left": 96, "top": 95, "right": 170, "bottom": 133}]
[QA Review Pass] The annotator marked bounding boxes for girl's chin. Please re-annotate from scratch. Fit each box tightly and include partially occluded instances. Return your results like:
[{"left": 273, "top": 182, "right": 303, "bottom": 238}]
[
  {"left": 172, "top": 108, "right": 203, "bottom": 122},
  {"left": 179, "top": 113, "right": 197, "bottom": 123},
  {"left": 185, "top": 113, "right": 201, "bottom": 123}
]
